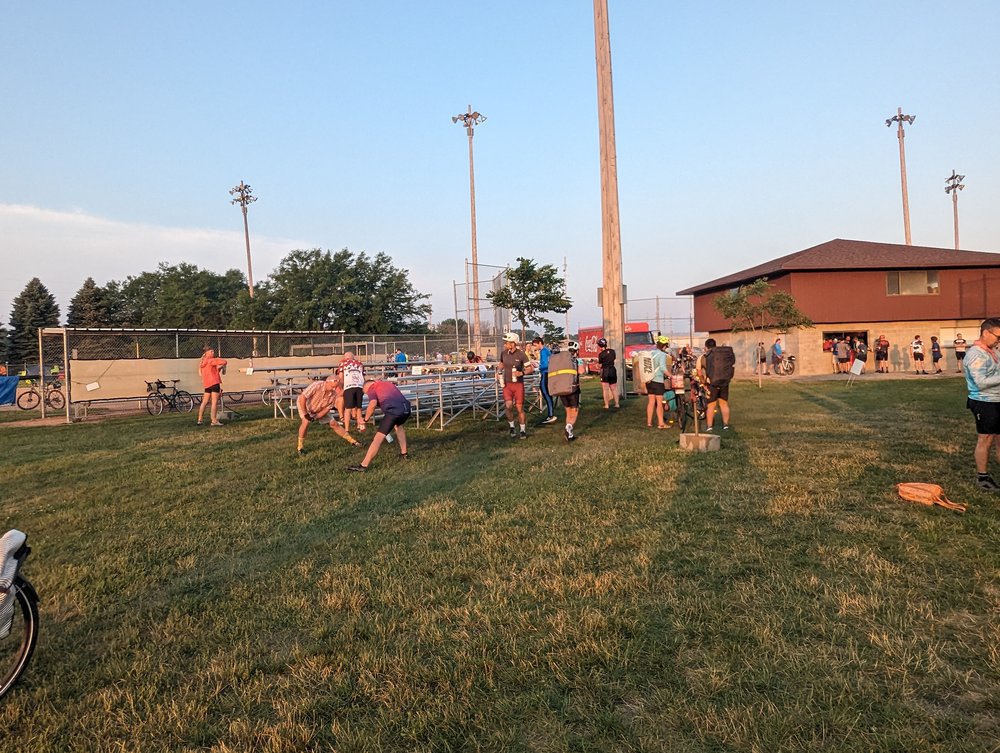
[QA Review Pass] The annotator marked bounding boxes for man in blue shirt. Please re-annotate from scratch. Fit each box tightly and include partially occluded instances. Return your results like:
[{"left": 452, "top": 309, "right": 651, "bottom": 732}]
[
  {"left": 532, "top": 336, "right": 557, "bottom": 424},
  {"left": 963, "top": 318, "right": 1000, "bottom": 490}
]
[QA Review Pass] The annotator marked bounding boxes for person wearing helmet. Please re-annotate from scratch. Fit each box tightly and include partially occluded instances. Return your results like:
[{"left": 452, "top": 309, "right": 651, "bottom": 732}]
[
  {"left": 532, "top": 336, "right": 557, "bottom": 424},
  {"left": 596, "top": 337, "right": 619, "bottom": 409},
  {"left": 559, "top": 341, "right": 582, "bottom": 441},
  {"left": 500, "top": 332, "right": 533, "bottom": 438},
  {"left": 646, "top": 336, "right": 671, "bottom": 429}
]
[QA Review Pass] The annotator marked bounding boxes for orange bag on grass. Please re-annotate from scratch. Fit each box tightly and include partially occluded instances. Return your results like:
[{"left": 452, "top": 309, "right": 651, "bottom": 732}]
[{"left": 895, "top": 483, "right": 966, "bottom": 513}]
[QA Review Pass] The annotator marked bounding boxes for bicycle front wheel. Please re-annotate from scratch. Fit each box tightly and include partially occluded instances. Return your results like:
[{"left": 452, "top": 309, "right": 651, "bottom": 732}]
[
  {"left": 146, "top": 394, "right": 165, "bottom": 416},
  {"left": 16, "top": 390, "right": 40, "bottom": 411},
  {"left": 46, "top": 389, "right": 65, "bottom": 411},
  {"left": 175, "top": 391, "right": 195, "bottom": 413},
  {"left": 0, "top": 577, "right": 39, "bottom": 699}
]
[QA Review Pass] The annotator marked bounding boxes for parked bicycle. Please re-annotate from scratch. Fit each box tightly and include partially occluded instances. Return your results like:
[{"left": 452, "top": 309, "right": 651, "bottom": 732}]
[
  {"left": 773, "top": 354, "right": 797, "bottom": 376},
  {"left": 145, "top": 379, "right": 195, "bottom": 416},
  {"left": 16, "top": 379, "right": 64, "bottom": 411},
  {"left": 0, "top": 530, "right": 39, "bottom": 700},
  {"left": 678, "top": 372, "right": 708, "bottom": 433}
]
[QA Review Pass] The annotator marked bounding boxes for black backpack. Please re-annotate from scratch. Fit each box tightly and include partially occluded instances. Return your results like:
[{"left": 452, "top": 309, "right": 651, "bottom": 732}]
[{"left": 705, "top": 346, "right": 735, "bottom": 383}]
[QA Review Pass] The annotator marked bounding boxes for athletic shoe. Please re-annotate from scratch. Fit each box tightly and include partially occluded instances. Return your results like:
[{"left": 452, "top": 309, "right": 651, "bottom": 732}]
[
  {"left": 210, "top": 422, "right": 224, "bottom": 427},
  {"left": 519, "top": 430, "right": 527, "bottom": 439},
  {"left": 564, "top": 427, "right": 572, "bottom": 441},
  {"left": 705, "top": 426, "right": 714, "bottom": 432},
  {"left": 297, "top": 448, "right": 305, "bottom": 456},
  {"left": 722, "top": 425, "right": 730, "bottom": 431},
  {"left": 509, "top": 426, "right": 517, "bottom": 437},
  {"left": 401, "top": 453, "right": 410, "bottom": 460},
  {"left": 977, "top": 476, "right": 1000, "bottom": 491},
  {"left": 541, "top": 416, "right": 558, "bottom": 425},
  {"left": 347, "top": 464, "right": 367, "bottom": 473}
]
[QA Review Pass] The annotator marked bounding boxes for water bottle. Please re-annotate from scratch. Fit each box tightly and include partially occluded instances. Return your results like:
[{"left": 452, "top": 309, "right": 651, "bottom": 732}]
[{"left": 385, "top": 432, "right": 394, "bottom": 444}]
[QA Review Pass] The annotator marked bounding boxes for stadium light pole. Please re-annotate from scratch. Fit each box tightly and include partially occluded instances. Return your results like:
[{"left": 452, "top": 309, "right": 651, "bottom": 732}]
[
  {"left": 453, "top": 106, "right": 486, "bottom": 352},
  {"left": 945, "top": 170, "right": 965, "bottom": 250},
  {"left": 886, "top": 107, "right": 916, "bottom": 245},
  {"left": 594, "top": 0, "right": 625, "bottom": 399},
  {"left": 229, "top": 181, "right": 258, "bottom": 298}
]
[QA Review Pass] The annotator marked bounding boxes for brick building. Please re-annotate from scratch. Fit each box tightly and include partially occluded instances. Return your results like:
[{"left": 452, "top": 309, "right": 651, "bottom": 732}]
[{"left": 677, "top": 239, "right": 1000, "bottom": 376}]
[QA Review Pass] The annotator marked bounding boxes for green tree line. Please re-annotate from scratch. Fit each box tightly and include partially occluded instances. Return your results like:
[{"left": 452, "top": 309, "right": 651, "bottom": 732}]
[{"left": 3, "top": 248, "right": 431, "bottom": 366}]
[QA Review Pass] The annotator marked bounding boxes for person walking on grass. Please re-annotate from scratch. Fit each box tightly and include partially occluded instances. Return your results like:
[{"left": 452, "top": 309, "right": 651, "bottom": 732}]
[
  {"left": 500, "top": 333, "right": 533, "bottom": 439},
  {"left": 532, "top": 336, "right": 557, "bottom": 425},
  {"left": 597, "top": 337, "right": 620, "bottom": 408},
  {"left": 296, "top": 376, "right": 360, "bottom": 455},
  {"left": 962, "top": 318, "right": 1000, "bottom": 491},
  {"left": 197, "top": 346, "right": 228, "bottom": 426},
  {"left": 646, "top": 336, "right": 670, "bottom": 429},
  {"left": 954, "top": 333, "right": 968, "bottom": 373},
  {"left": 347, "top": 379, "right": 412, "bottom": 472},
  {"left": 548, "top": 341, "right": 582, "bottom": 441},
  {"left": 338, "top": 350, "right": 366, "bottom": 433}
]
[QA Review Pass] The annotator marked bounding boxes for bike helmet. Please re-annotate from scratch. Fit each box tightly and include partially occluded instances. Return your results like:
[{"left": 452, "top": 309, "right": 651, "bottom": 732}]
[
  {"left": 597, "top": 337, "right": 608, "bottom": 348},
  {"left": 656, "top": 335, "right": 670, "bottom": 346},
  {"left": 567, "top": 340, "right": 579, "bottom": 351},
  {"left": 502, "top": 332, "right": 519, "bottom": 343}
]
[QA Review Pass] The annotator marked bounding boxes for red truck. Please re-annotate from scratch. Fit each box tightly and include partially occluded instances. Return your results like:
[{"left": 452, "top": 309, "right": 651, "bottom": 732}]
[{"left": 577, "top": 322, "right": 656, "bottom": 374}]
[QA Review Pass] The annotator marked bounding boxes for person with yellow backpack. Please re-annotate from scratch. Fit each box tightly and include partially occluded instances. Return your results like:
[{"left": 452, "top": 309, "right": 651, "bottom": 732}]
[{"left": 547, "top": 341, "right": 581, "bottom": 441}]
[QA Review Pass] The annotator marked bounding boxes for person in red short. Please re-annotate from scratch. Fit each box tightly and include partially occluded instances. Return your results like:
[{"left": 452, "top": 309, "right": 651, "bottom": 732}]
[
  {"left": 499, "top": 332, "right": 533, "bottom": 439},
  {"left": 197, "top": 346, "right": 227, "bottom": 426},
  {"left": 347, "top": 380, "right": 412, "bottom": 472}
]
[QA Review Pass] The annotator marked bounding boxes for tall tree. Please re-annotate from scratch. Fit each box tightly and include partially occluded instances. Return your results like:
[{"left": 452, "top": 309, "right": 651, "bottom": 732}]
[
  {"left": 436, "top": 318, "right": 469, "bottom": 335},
  {"left": 8, "top": 278, "right": 60, "bottom": 366},
  {"left": 67, "top": 277, "right": 110, "bottom": 327},
  {"left": 486, "top": 257, "right": 571, "bottom": 342},
  {"left": 712, "top": 277, "right": 812, "bottom": 386},
  {"left": 268, "top": 248, "right": 430, "bottom": 333},
  {"left": 0, "top": 326, "right": 10, "bottom": 365}
]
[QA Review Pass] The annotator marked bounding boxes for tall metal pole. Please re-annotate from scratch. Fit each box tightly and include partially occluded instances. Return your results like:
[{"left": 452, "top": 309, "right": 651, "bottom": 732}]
[
  {"left": 945, "top": 170, "right": 965, "bottom": 250},
  {"left": 594, "top": 0, "right": 625, "bottom": 399},
  {"left": 564, "top": 256, "right": 570, "bottom": 338},
  {"left": 453, "top": 106, "right": 486, "bottom": 352},
  {"left": 886, "top": 108, "right": 916, "bottom": 245},
  {"left": 229, "top": 181, "right": 258, "bottom": 297}
]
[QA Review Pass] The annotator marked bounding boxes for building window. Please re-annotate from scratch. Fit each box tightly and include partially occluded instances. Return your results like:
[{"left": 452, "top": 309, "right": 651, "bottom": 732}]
[{"left": 887, "top": 270, "right": 939, "bottom": 296}]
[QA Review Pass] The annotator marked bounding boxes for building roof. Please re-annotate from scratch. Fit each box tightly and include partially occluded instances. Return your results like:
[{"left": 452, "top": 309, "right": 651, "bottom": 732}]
[{"left": 676, "top": 238, "right": 1000, "bottom": 296}]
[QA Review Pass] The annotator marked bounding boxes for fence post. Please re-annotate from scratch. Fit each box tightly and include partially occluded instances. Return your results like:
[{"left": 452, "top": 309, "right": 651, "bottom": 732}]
[
  {"left": 62, "top": 328, "right": 71, "bottom": 424},
  {"left": 38, "top": 327, "right": 46, "bottom": 419}
]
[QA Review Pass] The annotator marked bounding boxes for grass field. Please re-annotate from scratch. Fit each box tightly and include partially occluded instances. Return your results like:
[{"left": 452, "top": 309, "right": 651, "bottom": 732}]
[{"left": 1, "top": 377, "right": 998, "bottom": 752}]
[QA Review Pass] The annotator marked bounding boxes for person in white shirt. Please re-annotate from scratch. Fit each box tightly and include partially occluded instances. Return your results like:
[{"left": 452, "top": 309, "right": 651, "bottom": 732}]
[
  {"left": 338, "top": 351, "right": 366, "bottom": 433},
  {"left": 910, "top": 335, "right": 927, "bottom": 375}
]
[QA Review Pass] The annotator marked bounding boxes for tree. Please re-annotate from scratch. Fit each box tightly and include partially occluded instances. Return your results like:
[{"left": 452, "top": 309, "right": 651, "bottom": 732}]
[
  {"left": 436, "top": 318, "right": 469, "bottom": 335},
  {"left": 486, "top": 257, "right": 571, "bottom": 342},
  {"left": 67, "top": 277, "right": 110, "bottom": 327},
  {"left": 268, "top": 248, "right": 430, "bottom": 333},
  {"left": 712, "top": 277, "right": 812, "bottom": 386},
  {"left": 0, "top": 326, "right": 9, "bottom": 365},
  {"left": 8, "top": 278, "right": 60, "bottom": 366}
]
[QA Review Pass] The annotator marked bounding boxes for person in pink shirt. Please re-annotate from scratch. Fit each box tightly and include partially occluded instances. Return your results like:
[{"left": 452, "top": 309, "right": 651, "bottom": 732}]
[{"left": 197, "top": 346, "right": 228, "bottom": 426}]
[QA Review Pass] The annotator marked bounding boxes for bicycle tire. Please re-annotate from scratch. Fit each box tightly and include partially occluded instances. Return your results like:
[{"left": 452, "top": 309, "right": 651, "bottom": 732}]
[
  {"left": 16, "top": 390, "right": 40, "bottom": 411},
  {"left": 175, "top": 391, "right": 195, "bottom": 413},
  {"left": 0, "top": 577, "right": 39, "bottom": 699},
  {"left": 784, "top": 361, "right": 795, "bottom": 376},
  {"left": 46, "top": 389, "right": 65, "bottom": 411},
  {"left": 260, "top": 388, "right": 272, "bottom": 407},
  {"left": 146, "top": 394, "right": 165, "bottom": 416}
]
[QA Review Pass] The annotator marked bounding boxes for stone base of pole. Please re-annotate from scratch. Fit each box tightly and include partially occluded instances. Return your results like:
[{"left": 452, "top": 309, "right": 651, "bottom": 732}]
[{"left": 679, "top": 432, "right": 721, "bottom": 452}]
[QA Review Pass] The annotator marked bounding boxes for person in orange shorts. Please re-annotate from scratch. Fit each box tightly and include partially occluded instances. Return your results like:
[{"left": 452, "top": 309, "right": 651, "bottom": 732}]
[{"left": 296, "top": 375, "right": 360, "bottom": 455}]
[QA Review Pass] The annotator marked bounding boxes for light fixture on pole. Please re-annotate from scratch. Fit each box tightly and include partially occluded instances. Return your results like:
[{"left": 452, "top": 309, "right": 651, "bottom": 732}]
[
  {"left": 885, "top": 107, "right": 916, "bottom": 245},
  {"left": 944, "top": 170, "right": 965, "bottom": 250},
  {"left": 452, "top": 105, "right": 486, "bottom": 352},
  {"left": 229, "top": 181, "right": 258, "bottom": 298}
]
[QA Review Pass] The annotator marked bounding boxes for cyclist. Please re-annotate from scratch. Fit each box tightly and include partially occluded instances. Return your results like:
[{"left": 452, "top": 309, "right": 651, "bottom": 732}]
[
  {"left": 646, "top": 336, "right": 671, "bottom": 429},
  {"left": 196, "top": 346, "right": 228, "bottom": 426}
]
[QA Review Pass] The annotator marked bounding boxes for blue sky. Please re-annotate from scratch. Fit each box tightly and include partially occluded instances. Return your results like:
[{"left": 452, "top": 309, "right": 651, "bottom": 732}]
[{"left": 2, "top": 1, "right": 998, "bottom": 334}]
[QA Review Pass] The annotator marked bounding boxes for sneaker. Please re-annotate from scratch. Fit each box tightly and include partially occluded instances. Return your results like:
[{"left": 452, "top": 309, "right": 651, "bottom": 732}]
[
  {"left": 722, "top": 425, "right": 730, "bottom": 431},
  {"left": 977, "top": 476, "right": 1000, "bottom": 491},
  {"left": 347, "top": 464, "right": 367, "bottom": 473},
  {"left": 509, "top": 426, "right": 517, "bottom": 437},
  {"left": 705, "top": 426, "right": 714, "bottom": 432},
  {"left": 196, "top": 420, "right": 203, "bottom": 425},
  {"left": 519, "top": 430, "right": 527, "bottom": 440},
  {"left": 541, "top": 416, "right": 558, "bottom": 425},
  {"left": 564, "top": 427, "right": 572, "bottom": 441},
  {"left": 401, "top": 453, "right": 410, "bottom": 460},
  {"left": 297, "top": 448, "right": 305, "bottom": 456},
  {"left": 210, "top": 422, "right": 224, "bottom": 427}
]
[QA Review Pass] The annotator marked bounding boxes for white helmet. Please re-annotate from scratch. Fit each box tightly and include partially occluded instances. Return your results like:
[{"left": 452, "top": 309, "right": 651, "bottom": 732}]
[
  {"left": 567, "top": 340, "right": 579, "bottom": 351},
  {"left": 502, "top": 332, "right": 519, "bottom": 343}
]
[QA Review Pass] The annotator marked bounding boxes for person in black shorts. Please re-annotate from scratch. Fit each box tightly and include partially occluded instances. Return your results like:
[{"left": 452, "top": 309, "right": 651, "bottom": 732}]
[
  {"left": 561, "top": 341, "right": 582, "bottom": 441},
  {"left": 347, "top": 380, "right": 412, "bottom": 472},
  {"left": 597, "top": 337, "right": 619, "bottom": 409}
]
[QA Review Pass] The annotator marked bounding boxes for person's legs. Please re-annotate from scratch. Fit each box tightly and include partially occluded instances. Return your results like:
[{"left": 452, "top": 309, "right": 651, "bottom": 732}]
[
  {"left": 394, "top": 424, "right": 407, "bottom": 455},
  {"left": 975, "top": 434, "right": 994, "bottom": 473},
  {"left": 209, "top": 392, "right": 220, "bottom": 424},
  {"left": 654, "top": 397, "right": 665, "bottom": 427},
  {"left": 297, "top": 416, "right": 310, "bottom": 451},
  {"left": 705, "top": 400, "right": 717, "bottom": 429},
  {"left": 197, "top": 391, "right": 209, "bottom": 423},
  {"left": 327, "top": 418, "right": 359, "bottom": 445},
  {"left": 359, "top": 432, "right": 386, "bottom": 467},
  {"left": 602, "top": 382, "right": 611, "bottom": 408},
  {"left": 719, "top": 398, "right": 730, "bottom": 426},
  {"left": 539, "top": 372, "right": 554, "bottom": 418},
  {"left": 646, "top": 394, "right": 656, "bottom": 426}
]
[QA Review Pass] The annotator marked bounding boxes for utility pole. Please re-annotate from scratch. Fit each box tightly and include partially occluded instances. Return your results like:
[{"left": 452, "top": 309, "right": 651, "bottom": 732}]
[
  {"left": 564, "top": 256, "right": 570, "bottom": 339},
  {"left": 593, "top": 0, "right": 625, "bottom": 399},
  {"left": 453, "top": 106, "right": 486, "bottom": 352},
  {"left": 885, "top": 107, "right": 916, "bottom": 245},
  {"left": 945, "top": 170, "right": 965, "bottom": 250},
  {"left": 229, "top": 181, "right": 258, "bottom": 297}
]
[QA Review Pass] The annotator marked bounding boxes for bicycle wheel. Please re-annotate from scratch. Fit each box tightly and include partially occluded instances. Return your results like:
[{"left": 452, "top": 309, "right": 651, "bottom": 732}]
[
  {"left": 175, "top": 391, "right": 195, "bottom": 413},
  {"left": 46, "top": 389, "right": 65, "bottom": 411},
  {"left": 0, "top": 577, "right": 39, "bottom": 699},
  {"left": 260, "top": 388, "right": 272, "bottom": 407},
  {"left": 146, "top": 394, "right": 165, "bottom": 416},
  {"left": 16, "top": 390, "right": 40, "bottom": 411},
  {"left": 784, "top": 361, "right": 795, "bottom": 376}
]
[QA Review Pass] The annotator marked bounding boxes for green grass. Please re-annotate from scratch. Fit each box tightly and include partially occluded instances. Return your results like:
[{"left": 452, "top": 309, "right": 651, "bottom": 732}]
[{"left": 2, "top": 377, "right": 999, "bottom": 752}]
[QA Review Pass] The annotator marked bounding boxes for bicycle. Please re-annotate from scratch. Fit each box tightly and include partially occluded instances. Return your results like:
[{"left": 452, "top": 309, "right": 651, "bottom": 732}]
[
  {"left": 145, "top": 379, "right": 195, "bottom": 416},
  {"left": 774, "top": 354, "right": 797, "bottom": 375},
  {"left": 17, "top": 379, "right": 65, "bottom": 411},
  {"left": 679, "top": 372, "right": 708, "bottom": 433},
  {"left": 0, "top": 530, "right": 39, "bottom": 700}
]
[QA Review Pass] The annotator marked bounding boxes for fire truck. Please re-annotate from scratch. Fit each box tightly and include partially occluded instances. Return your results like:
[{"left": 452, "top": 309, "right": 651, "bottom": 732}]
[{"left": 577, "top": 322, "right": 655, "bottom": 374}]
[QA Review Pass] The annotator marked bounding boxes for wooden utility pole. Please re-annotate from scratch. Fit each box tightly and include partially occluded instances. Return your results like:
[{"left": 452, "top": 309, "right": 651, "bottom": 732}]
[
  {"left": 886, "top": 108, "right": 916, "bottom": 245},
  {"left": 593, "top": 0, "right": 625, "bottom": 398}
]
